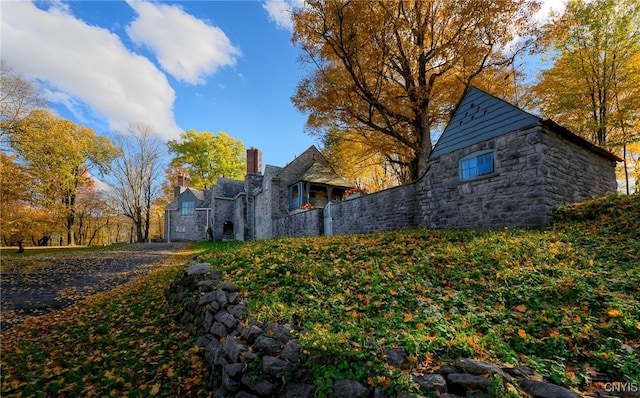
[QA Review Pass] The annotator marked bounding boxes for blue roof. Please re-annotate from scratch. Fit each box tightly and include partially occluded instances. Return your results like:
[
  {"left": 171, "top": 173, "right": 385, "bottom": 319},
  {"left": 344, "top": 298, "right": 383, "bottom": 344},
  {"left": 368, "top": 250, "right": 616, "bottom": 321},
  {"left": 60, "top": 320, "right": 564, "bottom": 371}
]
[{"left": 429, "top": 87, "right": 539, "bottom": 159}]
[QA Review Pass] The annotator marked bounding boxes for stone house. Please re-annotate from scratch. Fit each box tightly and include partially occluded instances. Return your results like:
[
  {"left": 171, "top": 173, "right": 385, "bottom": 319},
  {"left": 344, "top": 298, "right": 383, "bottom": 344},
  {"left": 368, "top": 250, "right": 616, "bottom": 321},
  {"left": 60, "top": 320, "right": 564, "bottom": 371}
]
[
  {"left": 165, "top": 146, "right": 355, "bottom": 242},
  {"left": 165, "top": 87, "right": 620, "bottom": 241}
]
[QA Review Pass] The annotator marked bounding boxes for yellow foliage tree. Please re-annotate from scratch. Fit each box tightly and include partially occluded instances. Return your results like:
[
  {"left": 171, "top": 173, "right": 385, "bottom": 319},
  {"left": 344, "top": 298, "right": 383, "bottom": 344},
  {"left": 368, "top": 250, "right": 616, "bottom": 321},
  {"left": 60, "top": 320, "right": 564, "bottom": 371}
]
[
  {"left": 9, "top": 110, "right": 118, "bottom": 244},
  {"left": 167, "top": 130, "right": 245, "bottom": 189},
  {"left": 291, "top": 0, "right": 541, "bottom": 183},
  {"left": 532, "top": 0, "right": 640, "bottom": 192},
  {"left": 0, "top": 153, "right": 60, "bottom": 251}
]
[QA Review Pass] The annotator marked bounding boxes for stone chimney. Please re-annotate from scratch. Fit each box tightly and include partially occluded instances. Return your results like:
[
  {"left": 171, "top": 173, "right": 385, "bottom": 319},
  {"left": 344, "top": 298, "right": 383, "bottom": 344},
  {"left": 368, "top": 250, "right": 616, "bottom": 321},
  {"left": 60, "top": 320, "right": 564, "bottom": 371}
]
[
  {"left": 174, "top": 174, "right": 190, "bottom": 198},
  {"left": 246, "top": 147, "right": 262, "bottom": 175}
]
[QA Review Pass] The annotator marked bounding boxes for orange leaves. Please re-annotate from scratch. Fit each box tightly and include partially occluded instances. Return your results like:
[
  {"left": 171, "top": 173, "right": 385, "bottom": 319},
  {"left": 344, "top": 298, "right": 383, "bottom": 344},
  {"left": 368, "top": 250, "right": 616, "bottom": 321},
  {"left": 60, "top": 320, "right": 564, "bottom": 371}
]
[
  {"left": 606, "top": 309, "right": 622, "bottom": 318},
  {"left": 149, "top": 382, "right": 161, "bottom": 396}
]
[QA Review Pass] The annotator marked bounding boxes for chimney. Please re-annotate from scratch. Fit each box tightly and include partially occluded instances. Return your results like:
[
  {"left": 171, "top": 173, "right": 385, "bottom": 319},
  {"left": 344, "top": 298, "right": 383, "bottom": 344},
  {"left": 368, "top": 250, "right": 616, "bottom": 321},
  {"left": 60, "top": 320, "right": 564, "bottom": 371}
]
[
  {"left": 174, "top": 174, "right": 190, "bottom": 198},
  {"left": 246, "top": 147, "right": 262, "bottom": 175}
]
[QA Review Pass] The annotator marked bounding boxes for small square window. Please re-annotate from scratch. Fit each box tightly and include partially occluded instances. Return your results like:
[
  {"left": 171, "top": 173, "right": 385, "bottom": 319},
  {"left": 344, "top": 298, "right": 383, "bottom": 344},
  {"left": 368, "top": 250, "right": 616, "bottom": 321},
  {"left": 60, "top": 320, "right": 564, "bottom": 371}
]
[{"left": 460, "top": 151, "right": 495, "bottom": 181}]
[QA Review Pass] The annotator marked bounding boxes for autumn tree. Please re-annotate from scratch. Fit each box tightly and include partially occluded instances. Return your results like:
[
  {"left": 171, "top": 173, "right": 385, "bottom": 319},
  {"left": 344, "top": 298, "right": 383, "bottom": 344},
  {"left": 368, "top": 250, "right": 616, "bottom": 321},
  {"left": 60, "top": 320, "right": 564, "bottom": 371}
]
[
  {"left": 532, "top": 0, "right": 640, "bottom": 192},
  {"left": 0, "top": 61, "right": 46, "bottom": 146},
  {"left": 8, "top": 110, "right": 117, "bottom": 245},
  {"left": 322, "top": 127, "right": 405, "bottom": 192},
  {"left": 108, "top": 125, "right": 165, "bottom": 243},
  {"left": 0, "top": 153, "right": 59, "bottom": 251},
  {"left": 291, "top": 0, "right": 540, "bottom": 182},
  {"left": 167, "top": 130, "right": 245, "bottom": 188},
  {"left": 74, "top": 184, "right": 119, "bottom": 245}
]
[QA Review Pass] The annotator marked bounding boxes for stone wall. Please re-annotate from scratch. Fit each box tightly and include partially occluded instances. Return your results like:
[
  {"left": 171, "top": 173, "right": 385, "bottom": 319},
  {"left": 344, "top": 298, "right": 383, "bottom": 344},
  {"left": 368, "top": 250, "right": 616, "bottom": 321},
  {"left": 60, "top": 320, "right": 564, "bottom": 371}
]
[
  {"left": 212, "top": 197, "right": 235, "bottom": 240},
  {"left": 415, "top": 125, "right": 618, "bottom": 230},
  {"left": 167, "top": 261, "right": 584, "bottom": 398},
  {"left": 328, "top": 183, "right": 418, "bottom": 236},
  {"left": 242, "top": 174, "right": 265, "bottom": 241},
  {"left": 541, "top": 127, "right": 618, "bottom": 206},
  {"left": 273, "top": 208, "right": 323, "bottom": 238},
  {"left": 233, "top": 194, "right": 246, "bottom": 242},
  {"left": 321, "top": 124, "right": 617, "bottom": 234},
  {"left": 417, "top": 126, "right": 550, "bottom": 229},
  {"left": 167, "top": 209, "right": 211, "bottom": 242}
]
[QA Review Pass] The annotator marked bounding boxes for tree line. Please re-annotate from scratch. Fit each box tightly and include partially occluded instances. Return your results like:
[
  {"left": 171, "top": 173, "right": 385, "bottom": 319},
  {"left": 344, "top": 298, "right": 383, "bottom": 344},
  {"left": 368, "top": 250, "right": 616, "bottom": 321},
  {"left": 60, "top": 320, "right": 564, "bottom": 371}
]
[{"left": 0, "top": 62, "right": 246, "bottom": 252}]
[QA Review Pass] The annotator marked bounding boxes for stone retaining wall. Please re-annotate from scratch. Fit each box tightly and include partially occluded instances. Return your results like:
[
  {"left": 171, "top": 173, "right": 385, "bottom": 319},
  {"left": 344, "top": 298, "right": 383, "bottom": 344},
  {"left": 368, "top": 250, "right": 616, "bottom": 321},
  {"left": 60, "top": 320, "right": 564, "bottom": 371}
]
[
  {"left": 273, "top": 208, "right": 324, "bottom": 238},
  {"left": 167, "top": 261, "right": 585, "bottom": 398},
  {"left": 328, "top": 183, "right": 418, "bottom": 236}
]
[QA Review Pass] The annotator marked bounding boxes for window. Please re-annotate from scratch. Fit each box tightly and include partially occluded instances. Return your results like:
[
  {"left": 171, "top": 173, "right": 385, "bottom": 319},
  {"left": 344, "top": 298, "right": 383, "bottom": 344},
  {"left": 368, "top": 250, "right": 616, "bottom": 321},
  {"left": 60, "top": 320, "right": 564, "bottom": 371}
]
[
  {"left": 289, "top": 182, "right": 308, "bottom": 210},
  {"left": 181, "top": 200, "right": 195, "bottom": 215},
  {"left": 289, "top": 184, "right": 301, "bottom": 210},
  {"left": 460, "top": 150, "right": 495, "bottom": 181}
]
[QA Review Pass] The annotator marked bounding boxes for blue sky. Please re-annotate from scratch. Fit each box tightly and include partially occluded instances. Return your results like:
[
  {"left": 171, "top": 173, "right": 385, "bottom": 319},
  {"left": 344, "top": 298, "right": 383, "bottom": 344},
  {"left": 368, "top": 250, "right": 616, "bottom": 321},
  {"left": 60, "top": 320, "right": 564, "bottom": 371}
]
[{"left": 1, "top": 0, "right": 564, "bottom": 173}]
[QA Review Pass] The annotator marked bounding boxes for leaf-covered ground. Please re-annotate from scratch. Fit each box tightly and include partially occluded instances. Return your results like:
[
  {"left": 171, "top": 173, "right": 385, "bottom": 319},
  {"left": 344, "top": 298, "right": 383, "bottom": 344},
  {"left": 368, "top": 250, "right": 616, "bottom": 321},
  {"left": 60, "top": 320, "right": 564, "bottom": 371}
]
[
  {"left": 196, "top": 194, "right": 639, "bottom": 395},
  {"left": 0, "top": 244, "right": 210, "bottom": 397},
  {"left": 1, "top": 243, "right": 189, "bottom": 330},
  {"left": 1, "top": 195, "right": 638, "bottom": 397}
]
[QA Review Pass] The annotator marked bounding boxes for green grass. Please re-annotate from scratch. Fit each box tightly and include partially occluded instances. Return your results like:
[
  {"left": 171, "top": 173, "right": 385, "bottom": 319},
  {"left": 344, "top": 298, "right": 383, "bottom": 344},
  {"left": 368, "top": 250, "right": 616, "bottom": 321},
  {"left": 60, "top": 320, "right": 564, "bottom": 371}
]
[
  {"left": 194, "top": 194, "right": 639, "bottom": 394},
  {"left": 1, "top": 195, "right": 638, "bottom": 397}
]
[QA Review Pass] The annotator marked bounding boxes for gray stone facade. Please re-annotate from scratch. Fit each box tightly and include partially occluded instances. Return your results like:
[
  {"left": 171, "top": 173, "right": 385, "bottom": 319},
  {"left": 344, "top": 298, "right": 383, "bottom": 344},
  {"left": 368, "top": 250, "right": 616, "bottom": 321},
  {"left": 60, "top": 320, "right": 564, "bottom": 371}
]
[
  {"left": 165, "top": 88, "right": 619, "bottom": 241},
  {"left": 416, "top": 124, "right": 618, "bottom": 230}
]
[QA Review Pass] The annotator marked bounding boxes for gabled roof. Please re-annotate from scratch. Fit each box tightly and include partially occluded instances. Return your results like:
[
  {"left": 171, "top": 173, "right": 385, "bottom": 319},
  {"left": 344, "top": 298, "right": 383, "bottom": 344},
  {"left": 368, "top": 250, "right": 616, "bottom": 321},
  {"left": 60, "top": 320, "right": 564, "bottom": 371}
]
[
  {"left": 430, "top": 87, "right": 621, "bottom": 162},
  {"left": 165, "top": 187, "right": 211, "bottom": 211},
  {"left": 430, "top": 87, "right": 538, "bottom": 159},
  {"left": 293, "top": 162, "right": 355, "bottom": 188}
]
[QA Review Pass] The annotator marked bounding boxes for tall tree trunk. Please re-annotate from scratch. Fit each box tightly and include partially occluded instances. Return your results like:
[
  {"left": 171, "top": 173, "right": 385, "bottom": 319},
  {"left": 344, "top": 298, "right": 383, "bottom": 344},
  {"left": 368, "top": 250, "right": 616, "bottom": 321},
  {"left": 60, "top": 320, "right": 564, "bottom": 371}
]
[
  {"left": 623, "top": 143, "right": 630, "bottom": 195},
  {"left": 135, "top": 207, "right": 144, "bottom": 242}
]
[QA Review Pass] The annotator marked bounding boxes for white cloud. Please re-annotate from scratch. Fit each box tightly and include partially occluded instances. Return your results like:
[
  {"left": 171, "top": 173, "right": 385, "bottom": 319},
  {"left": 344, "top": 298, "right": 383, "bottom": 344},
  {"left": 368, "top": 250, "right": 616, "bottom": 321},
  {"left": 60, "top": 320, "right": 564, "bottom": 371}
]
[
  {"left": 263, "top": 0, "right": 304, "bottom": 31},
  {"left": 0, "top": 1, "right": 181, "bottom": 140},
  {"left": 536, "top": 0, "right": 567, "bottom": 22},
  {"left": 126, "top": 1, "right": 241, "bottom": 85}
]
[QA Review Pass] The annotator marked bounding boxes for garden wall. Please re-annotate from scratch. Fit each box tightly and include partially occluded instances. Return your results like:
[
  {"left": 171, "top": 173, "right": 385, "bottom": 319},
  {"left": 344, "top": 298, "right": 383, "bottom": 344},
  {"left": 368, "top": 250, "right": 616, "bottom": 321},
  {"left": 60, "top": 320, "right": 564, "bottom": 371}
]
[
  {"left": 327, "top": 183, "right": 418, "bottom": 236},
  {"left": 273, "top": 208, "right": 323, "bottom": 238}
]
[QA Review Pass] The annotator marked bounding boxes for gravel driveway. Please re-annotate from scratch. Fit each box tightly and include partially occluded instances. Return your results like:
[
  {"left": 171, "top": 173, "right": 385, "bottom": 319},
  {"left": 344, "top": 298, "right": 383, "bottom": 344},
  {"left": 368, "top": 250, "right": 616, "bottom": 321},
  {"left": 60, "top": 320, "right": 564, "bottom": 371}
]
[{"left": 0, "top": 242, "right": 189, "bottom": 331}]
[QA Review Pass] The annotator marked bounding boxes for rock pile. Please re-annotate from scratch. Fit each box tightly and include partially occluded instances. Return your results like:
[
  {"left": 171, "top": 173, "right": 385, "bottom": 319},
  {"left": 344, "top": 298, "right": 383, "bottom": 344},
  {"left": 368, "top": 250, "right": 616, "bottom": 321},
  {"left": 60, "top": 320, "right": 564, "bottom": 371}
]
[{"left": 167, "top": 261, "right": 584, "bottom": 398}]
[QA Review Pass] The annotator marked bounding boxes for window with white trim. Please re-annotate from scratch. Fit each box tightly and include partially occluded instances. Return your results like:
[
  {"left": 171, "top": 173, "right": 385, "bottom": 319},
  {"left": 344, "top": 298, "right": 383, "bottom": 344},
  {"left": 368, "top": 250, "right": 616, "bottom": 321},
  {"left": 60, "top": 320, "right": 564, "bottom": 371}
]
[
  {"left": 181, "top": 201, "right": 195, "bottom": 215},
  {"left": 460, "top": 150, "right": 495, "bottom": 181}
]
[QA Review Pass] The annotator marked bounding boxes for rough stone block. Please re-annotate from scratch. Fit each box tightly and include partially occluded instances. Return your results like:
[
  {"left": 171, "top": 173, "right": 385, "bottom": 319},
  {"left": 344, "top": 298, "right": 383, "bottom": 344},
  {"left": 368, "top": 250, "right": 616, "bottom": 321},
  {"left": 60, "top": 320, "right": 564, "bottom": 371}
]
[
  {"left": 198, "top": 291, "right": 217, "bottom": 306},
  {"left": 280, "top": 339, "right": 300, "bottom": 363},
  {"left": 215, "top": 289, "right": 228, "bottom": 307},
  {"left": 447, "top": 373, "right": 492, "bottom": 390},
  {"left": 223, "top": 336, "right": 247, "bottom": 363},
  {"left": 210, "top": 321, "right": 228, "bottom": 338},
  {"left": 281, "top": 383, "right": 315, "bottom": 398},
  {"left": 261, "top": 356, "right": 290, "bottom": 377},
  {"left": 241, "top": 374, "right": 275, "bottom": 396},
  {"left": 518, "top": 379, "right": 582, "bottom": 398},
  {"left": 229, "top": 304, "right": 248, "bottom": 320},
  {"left": 253, "top": 335, "right": 280, "bottom": 354},
  {"left": 331, "top": 379, "right": 369, "bottom": 398},
  {"left": 412, "top": 373, "right": 447, "bottom": 393},
  {"left": 224, "top": 363, "right": 244, "bottom": 379},
  {"left": 215, "top": 310, "right": 238, "bottom": 329}
]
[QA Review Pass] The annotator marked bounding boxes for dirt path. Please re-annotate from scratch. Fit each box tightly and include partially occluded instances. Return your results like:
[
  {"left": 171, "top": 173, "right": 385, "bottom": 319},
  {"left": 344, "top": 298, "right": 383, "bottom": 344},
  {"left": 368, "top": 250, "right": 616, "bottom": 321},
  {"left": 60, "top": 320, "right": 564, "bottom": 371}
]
[{"left": 0, "top": 242, "right": 189, "bottom": 331}]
